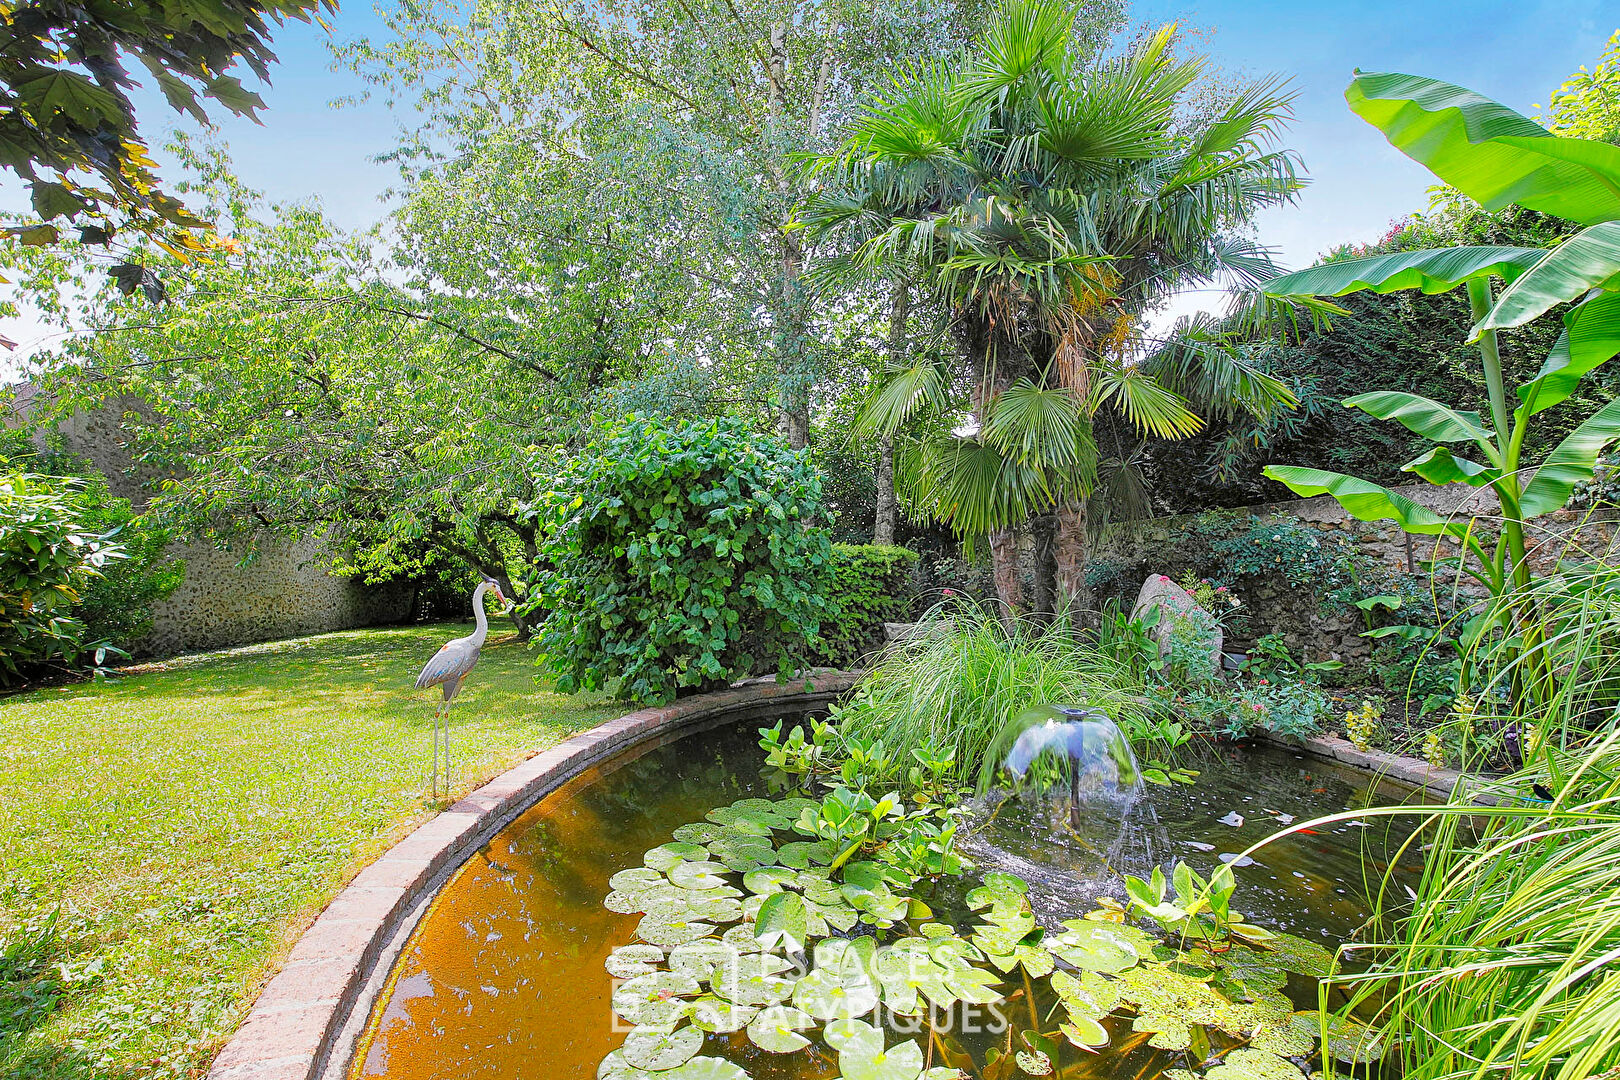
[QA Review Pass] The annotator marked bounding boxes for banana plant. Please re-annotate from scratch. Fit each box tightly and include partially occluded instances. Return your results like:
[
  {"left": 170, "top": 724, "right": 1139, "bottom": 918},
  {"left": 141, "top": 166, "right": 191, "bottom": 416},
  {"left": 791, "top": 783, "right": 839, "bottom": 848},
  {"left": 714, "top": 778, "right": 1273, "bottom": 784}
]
[{"left": 1260, "top": 72, "right": 1620, "bottom": 700}]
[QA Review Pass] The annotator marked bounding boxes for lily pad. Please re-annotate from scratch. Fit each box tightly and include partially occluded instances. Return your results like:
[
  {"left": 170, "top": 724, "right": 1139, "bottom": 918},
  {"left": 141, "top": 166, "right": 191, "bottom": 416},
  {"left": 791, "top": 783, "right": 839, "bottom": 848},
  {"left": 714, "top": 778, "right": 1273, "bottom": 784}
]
[
  {"left": 1015, "top": 1049, "right": 1052, "bottom": 1075},
  {"left": 711, "top": 957, "right": 796, "bottom": 1008},
  {"left": 1249, "top": 1012, "right": 1319, "bottom": 1057},
  {"left": 1059, "top": 1016, "right": 1109, "bottom": 1050},
  {"left": 669, "top": 861, "right": 733, "bottom": 891},
  {"left": 743, "top": 867, "right": 797, "bottom": 895},
  {"left": 1325, "top": 1017, "right": 1385, "bottom": 1064},
  {"left": 597, "top": 1049, "right": 655, "bottom": 1080},
  {"left": 611, "top": 971, "right": 701, "bottom": 1027},
  {"left": 841, "top": 1036, "right": 924, "bottom": 1080},
  {"left": 645, "top": 842, "right": 709, "bottom": 871},
  {"left": 793, "top": 969, "right": 880, "bottom": 1020},
  {"left": 672, "top": 822, "right": 732, "bottom": 845},
  {"left": 688, "top": 994, "right": 759, "bottom": 1033},
  {"left": 605, "top": 891, "right": 650, "bottom": 915},
  {"left": 746, "top": 1005, "right": 816, "bottom": 1052},
  {"left": 1050, "top": 969, "right": 1122, "bottom": 1019},
  {"left": 668, "top": 940, "right": 740, "bottom": 980},
  {"left": 754, "top": 892, "right": 809, "bottom": 953},
  {"left": 662, "top": 1057, "right": 749, "bottom": 1080},
  {"left": 637, "top": 916, "right": 717, "bottom": 948},
  {"left": 606, "top": 943, "right": 667, "bottom": 979},
  {"left": 610, "top": 867, "right": 667, "bottom": 893},
  {"left": 721, "top": 925, "right": 764, "bottom": 954},
  {"left": 1254, "top": 931, "right": 1337, "bottom": 978},
  {"left": 775, "top": 840, "right": 835, "bottom": 868},
  {"left": 620, "top": 1024, "right": 703, "bottom": 1071},
  {"left": 824, "top": 1017, "right": 884, "bottom": 1056},
  {"left": 1045, "top": 923, "right": 1148, "bottom": 974},
  {"left": 1205, "top": 1047, "right": 1307, "bottom": 1080}
]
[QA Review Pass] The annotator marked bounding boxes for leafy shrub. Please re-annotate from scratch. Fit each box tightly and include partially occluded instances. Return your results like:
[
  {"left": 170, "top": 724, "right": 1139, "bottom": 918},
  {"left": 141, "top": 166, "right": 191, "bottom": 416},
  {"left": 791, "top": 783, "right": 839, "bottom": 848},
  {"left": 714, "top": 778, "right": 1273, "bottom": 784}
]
[
  {"left": 1226, "top": 678, "right": 1330, "bottom": 739},
  {"left": 534, "top": 415, "right": 833, "bottom": 703},
  {"left": 814, "top": 544, "right": 919, "bottom": 668},
  {"left": 0, "top": 433, "right": 182, "bottom": 652},
  {"left": 1207, "top": 515, "right": 1355, "bottom": 591},
  {"left": 0, "top": 473, "right": 126, "bottom": 685}
]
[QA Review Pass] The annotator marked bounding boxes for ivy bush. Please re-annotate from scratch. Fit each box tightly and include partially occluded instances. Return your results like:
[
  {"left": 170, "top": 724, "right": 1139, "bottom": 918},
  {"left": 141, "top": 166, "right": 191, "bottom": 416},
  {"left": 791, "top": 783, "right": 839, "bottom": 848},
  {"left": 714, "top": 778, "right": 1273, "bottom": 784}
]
[
  {"left": 534, "top": 416, "right": 833, "bottom": 703},
  {"left": 0, "top": 473, "right": 126, "bottom": 685},
  {"left": 814, "top": 544, "right": 919, "bottom": 668}
]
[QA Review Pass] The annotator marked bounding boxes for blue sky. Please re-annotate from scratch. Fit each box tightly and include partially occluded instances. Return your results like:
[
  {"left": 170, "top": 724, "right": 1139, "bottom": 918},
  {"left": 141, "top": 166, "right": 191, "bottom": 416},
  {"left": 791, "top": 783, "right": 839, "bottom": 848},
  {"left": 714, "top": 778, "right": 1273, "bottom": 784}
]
[{"left": 2, "top": 0, "right": 1617, "bottom": 370}]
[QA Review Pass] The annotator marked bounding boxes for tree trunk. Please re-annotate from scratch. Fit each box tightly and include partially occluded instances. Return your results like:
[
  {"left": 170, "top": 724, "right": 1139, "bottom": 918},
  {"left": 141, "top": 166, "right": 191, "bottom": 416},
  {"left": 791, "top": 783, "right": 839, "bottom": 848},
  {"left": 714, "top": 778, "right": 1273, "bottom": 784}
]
[
  {"left": 990, "top": 528, "right": 1023, "bottom": 629},
  {"left": 875, "top": 277, "right": 909, "bottom": 545},
  {"left": 1031, "top": 513, "right": 1056, "bottom": 621},
  {"left": 874, "top": 435, "right": 896, "bottom": 545},
  {"left": 1053, "top": 497, "right": 1089, "bottom": 627}
]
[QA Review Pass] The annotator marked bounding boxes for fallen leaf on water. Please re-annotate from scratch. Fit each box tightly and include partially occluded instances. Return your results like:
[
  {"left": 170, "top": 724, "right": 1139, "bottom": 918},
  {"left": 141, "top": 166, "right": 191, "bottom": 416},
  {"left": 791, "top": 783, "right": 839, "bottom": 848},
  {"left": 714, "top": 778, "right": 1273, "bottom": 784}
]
[{"left": 1218, "top": 812, "right": 1244, "bottom": 827}]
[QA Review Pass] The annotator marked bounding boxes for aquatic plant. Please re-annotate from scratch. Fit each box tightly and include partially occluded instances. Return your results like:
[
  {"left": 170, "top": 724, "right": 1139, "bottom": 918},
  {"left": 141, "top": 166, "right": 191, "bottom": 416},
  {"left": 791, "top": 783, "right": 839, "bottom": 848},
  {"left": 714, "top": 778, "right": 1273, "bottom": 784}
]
[
  {"left": 597, "top": 788, "right": 1378, "bottom": 1080},
  {"left": 833, "top": 601, "right": 1161, "bottom": 794}
]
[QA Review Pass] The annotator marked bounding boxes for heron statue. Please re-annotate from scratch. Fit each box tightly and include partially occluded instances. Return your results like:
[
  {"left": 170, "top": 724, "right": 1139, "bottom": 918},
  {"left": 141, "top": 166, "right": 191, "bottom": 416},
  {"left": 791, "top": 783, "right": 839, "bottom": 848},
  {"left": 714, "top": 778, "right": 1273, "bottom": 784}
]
[{"left": 415, "top": 577, "right": 507, "bottom": 799}]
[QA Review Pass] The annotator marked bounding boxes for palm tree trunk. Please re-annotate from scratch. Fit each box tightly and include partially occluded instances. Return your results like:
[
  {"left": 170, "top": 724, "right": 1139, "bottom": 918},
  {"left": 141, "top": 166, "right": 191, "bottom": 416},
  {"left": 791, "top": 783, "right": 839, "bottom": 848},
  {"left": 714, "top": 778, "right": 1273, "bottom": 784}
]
[
  {"left": 875, "top": 277, "right": 909, "bottom": 545},
  {"left": 990, "top": 528, "right": 1023, "bottom": 627},
  {"left": 1031, "top": 513, "right": 1056, "bottom": 621},
  {"left": 1054, "top": 497, "right": 1088, "bottom": 626}
]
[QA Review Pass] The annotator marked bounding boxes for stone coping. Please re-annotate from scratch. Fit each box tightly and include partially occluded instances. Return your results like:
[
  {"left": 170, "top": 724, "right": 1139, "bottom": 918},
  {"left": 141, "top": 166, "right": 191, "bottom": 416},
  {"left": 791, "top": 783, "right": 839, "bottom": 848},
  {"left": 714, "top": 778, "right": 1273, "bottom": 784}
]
[
  {"left": 204, "top": 672, "right": 859, "bottom": 1080},
  {"left": 1261, "top": 731, "right": 1504, "bottom": 806}
]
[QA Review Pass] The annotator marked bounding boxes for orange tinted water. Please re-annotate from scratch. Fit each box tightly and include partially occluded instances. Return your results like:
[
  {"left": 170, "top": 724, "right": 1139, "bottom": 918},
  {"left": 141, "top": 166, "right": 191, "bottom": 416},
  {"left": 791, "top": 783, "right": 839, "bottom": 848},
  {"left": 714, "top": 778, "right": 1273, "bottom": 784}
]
[{"left": 350, "top": 721, "right": 1414, "bottom": 1080}]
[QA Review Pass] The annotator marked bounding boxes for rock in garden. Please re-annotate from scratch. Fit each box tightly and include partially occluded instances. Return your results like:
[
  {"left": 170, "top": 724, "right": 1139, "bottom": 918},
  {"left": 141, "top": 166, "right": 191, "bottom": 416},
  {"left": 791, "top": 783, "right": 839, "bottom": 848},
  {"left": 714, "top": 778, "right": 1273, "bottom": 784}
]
[{"left": 1129, "top": 574, "right": 1224, "bottom": 679}]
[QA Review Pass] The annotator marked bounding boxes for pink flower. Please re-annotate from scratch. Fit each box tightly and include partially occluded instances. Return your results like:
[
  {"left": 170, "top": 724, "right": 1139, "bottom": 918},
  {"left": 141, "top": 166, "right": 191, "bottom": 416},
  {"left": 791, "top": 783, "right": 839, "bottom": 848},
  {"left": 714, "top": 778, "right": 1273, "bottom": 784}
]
[
  {"left": 943, "top": 588, "right": 956, "bottom": 596},
  {"left": 1159, "top": 575, "right": 1170, "bottom": 582}
]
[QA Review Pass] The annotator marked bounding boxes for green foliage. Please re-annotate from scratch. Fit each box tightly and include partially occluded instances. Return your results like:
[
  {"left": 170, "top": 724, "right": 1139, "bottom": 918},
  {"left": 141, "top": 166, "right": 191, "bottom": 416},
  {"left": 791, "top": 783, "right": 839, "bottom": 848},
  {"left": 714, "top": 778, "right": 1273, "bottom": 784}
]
[
  {"left": 1261, "top": 72, "right": 1620, "bottom": 702},
  {"left": 0, "top": 433, "right": 182, "bottom": 651},
  {"left": 0, "top": 0, "right": 330, "bottom": 249},
  {"left": 1123, "top": 862, "right": 1273, "bottom": 948},
  {"left": 1207, "top": 516, "right": 1356, "bottom": 591},
  {"left": 833, "top": 601, "right": 1161, "bottom": 793},
  {"left": 0, "top": 473, "right": 126, "bottom": 685},
  {"left": 814, "top": 545, "right": 919, "bottom": 668},
  {"left": 535, "top": 416, "right": 833, "bottom": 703},
  {"left": 1538, "top": 30, "right": 1620, "bottom": 143},
  {"left": 1226, "top": 679, "right": 1331, "bottom": 740}
]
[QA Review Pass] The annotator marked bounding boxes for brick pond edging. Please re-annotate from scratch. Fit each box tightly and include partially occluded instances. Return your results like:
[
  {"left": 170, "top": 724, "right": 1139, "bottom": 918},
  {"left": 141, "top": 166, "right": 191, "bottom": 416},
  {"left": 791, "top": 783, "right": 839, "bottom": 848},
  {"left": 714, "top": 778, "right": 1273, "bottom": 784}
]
[{"left": 205, "top": 671, "right": 860, "bottom": 1080}]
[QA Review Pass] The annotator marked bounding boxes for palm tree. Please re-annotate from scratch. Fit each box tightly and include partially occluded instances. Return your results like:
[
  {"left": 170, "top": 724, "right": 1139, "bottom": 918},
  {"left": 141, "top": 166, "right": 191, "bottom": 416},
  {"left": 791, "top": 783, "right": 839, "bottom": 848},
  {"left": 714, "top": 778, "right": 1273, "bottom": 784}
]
[{"left": 796, "top": 0, "right": 1303, "bottom": 620}]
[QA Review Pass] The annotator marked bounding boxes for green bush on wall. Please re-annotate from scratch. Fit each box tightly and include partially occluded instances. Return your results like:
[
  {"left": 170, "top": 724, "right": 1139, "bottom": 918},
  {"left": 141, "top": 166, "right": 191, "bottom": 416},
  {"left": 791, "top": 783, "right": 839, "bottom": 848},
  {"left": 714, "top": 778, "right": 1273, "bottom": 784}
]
[
  {"left": 816, "top": 544, "right": 919, "bottom": 668},
  {"left": 534, "top": 415, "right": 833, "bottom": 704}
]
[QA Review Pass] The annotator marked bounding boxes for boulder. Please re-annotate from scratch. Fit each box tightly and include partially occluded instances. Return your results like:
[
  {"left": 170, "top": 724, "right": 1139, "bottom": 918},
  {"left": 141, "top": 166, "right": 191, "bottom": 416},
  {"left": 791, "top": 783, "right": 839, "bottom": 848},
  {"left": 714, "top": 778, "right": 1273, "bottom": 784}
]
[{"left": 1129, "top": 574, "right": 1223, "bottom": 680}]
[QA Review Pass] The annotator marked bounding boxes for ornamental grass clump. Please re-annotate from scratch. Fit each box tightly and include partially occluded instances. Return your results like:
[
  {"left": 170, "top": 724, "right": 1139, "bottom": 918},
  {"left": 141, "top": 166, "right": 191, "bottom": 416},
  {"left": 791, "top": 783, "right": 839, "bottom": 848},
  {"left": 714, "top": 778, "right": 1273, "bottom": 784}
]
[{"left": 833, "top": 601, "right": 1158, "bottom": 794}]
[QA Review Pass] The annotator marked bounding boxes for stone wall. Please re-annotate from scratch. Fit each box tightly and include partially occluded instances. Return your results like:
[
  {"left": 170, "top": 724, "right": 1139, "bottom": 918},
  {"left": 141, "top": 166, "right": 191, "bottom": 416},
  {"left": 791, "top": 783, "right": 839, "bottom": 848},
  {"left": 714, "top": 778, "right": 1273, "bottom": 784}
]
[
  {"left": 1091, "top": 482, "right": 1620, "bottom": 666},
  {"left": 8, "top": 389, "right": 412, "bottom": 657}
]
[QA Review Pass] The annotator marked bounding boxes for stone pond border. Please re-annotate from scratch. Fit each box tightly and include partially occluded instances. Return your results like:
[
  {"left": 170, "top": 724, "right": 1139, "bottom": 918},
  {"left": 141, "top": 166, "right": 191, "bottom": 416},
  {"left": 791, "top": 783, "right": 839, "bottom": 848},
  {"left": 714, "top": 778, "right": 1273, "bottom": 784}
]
[
  {"left": 204, "top": 671, "right": 860, "bottom": 1080},
  {"left": 1261, "top": 731, "right": 1503, "bottom": 806}
]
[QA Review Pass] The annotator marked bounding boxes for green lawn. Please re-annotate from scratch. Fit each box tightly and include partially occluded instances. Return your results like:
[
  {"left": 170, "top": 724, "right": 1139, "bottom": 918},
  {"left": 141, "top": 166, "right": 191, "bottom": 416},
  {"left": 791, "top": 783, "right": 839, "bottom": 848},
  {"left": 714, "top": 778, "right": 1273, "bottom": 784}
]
[{"left": 0, "top": 622, "right": 616, "bottom": 1080}]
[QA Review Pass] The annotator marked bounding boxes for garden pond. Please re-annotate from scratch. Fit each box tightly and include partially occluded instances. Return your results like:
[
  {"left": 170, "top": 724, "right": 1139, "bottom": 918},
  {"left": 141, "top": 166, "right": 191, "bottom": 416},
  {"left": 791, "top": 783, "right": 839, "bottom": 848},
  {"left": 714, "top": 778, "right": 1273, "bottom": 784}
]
[{"left": 349, "top": 714, "right": 1420, "bottom": 1080}]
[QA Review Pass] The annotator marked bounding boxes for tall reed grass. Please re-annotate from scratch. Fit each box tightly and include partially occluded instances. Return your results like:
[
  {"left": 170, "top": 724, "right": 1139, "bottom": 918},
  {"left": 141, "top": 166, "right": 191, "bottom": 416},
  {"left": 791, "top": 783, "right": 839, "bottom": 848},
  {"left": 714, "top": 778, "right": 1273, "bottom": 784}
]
[
  {"left": 1322, "top": 560, "right": 1620, "bottom": 1080},
  {"left": 834, "top": 600, "right": 1158, "bottom": 793}
]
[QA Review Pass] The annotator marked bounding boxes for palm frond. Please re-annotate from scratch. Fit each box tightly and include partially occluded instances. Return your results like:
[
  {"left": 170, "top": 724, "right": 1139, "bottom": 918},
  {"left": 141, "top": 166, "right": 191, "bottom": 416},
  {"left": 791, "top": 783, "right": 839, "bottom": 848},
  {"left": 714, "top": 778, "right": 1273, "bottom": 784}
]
[
  {"left": 1089, "top": 361, "right": 1203, "bottom": 439},
  {"left": 857, "top": 358, "right": 954, "bottom": 436},
  {"left": 981, "top": 378, "right": 1096, "bottom": 472}
]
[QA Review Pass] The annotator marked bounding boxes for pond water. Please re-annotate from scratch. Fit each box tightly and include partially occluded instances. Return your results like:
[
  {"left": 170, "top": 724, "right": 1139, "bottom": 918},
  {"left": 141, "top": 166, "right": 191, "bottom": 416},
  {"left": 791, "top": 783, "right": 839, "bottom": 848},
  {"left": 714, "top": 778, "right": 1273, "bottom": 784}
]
[{"left": 349, "top": 716, "right": 1419, "bottom": 1080}]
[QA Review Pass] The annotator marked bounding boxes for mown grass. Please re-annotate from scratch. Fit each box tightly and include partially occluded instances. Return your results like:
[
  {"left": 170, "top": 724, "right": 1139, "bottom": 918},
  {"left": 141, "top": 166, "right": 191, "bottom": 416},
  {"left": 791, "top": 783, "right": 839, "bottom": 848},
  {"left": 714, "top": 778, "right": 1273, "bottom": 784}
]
[{"left": 0, "top": 622, "right": 616, "bottom": 1079}]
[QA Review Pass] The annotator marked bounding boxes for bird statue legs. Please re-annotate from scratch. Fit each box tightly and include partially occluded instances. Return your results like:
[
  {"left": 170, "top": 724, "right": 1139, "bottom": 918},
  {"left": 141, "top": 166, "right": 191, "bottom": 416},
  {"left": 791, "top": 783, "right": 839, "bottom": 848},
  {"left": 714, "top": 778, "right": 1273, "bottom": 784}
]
[{"left": 430, "top": 700, "right": 450, "bottom": 802}]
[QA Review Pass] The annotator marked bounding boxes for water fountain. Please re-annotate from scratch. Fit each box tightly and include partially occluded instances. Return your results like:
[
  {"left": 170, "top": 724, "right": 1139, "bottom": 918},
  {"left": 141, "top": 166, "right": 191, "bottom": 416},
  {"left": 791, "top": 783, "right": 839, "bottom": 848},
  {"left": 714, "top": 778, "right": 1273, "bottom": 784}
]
[{"left": 1003, "top": 703, "right": 1144, "bottom": 808}]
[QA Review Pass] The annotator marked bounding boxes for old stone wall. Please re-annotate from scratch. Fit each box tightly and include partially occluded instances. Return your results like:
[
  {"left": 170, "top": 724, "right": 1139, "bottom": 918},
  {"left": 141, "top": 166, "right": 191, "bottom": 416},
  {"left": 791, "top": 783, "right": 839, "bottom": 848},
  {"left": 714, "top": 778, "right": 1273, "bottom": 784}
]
[
  {"left": 8, "top": 390, "right": 412, "bottom": 657},
  {"left": 1091, "top": 482, "right": 1620, "bottom": 665}
]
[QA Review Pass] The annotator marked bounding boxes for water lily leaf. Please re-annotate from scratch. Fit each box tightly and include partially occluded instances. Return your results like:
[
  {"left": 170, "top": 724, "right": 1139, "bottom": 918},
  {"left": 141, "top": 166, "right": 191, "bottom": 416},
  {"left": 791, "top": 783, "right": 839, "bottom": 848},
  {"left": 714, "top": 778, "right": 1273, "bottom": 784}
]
[
  {"left": 922, "top": 1071, "right": 967, "bottom": 1080},
  {"left": 743, "top": 867, "right": 797, "bottom": 895},
  {"left": 606, "top": 943, "right": 667, "bottom": 979},
  {"left": 706, "top": 805, "right": 777, "bottom": 835},
  {"left": 1059, "top": 1016, "right": 1109, "bottom": 1050},
  {"left": 668, "top": 940, "right": 740, "bottom": 980},
  {"left": 688, "top": 994, "right": 759, "bottom": 1033},
  {"left": 1204, "top": 1047, "right": 1306, "bottom": 1080},
  {"left": 1050, "top": 969, "right": 1122, "bottom": 1019},
  {"left": 1253, "top": 932, "right": 1336, "bottom": 978},
  {"left": 662, "top": 1057, "right": 749, "bottom": 1080},
  {"left": 754, "top": 892, "right": 808, "bottom": 953},
  {"left": 646, "top": 842, "right": 709, "bottom": 871},
  {"left": 1045, "top": 923, "right": 1145, "bottom": 974},
  {"left": 927, "top": 937, "right": 983, "bottom": 969},
  {"left": 673, "top": 823, "right": 732, "bottom": 844},
  {"left": 1015, "top": 1050, "right": 1052, "bottom": 1075},
  {"left": 669, "top": 861, "right": 732, "bottom": 891},
  {"left": 842, "top": 861, "right": 886, "bottom": 891},
  {"left": 841, "top": 1036, "right": 924, "bottom": 1080},
  {"left": 611, "top": 868, "right": 667, "bottom": 893},
  {"left": 747, "top": 1005, "right": 816, "bottom": 1052},
  {"left": 794, "top": 969, "right": 880, "bottom": 1019},
  {"left": 637, "top": 917, "right": 717, "bottom": 948},
  {"left": 1133, "top": 1012, "right": 1192, "bottom": 1051},
  {"left": 621, "top": 1024, "right": 703, "bottom": 1071},
  {"left": 721, "top": 925, "right": 764, "bottom": 954},
  {"left": 800, "top": 875, "right": 845, "bottom": 904},
  {"left": 711, "top": 954, "right": 796, "bottom": 1007},
  {"left": 612, "top": 971, "right": 701, "bottom": 1027},
  {"left": 1325, "top": 1017, "right": 1386, "bottom": 1064},
  {"left": 825, "top": 1017, "right": 884, "bottom": 1055},
  {"left": 1249, "top": 1012, "right": 1319, "bottom": 1057},
  {"left": 597, "top": 1049, "right": 655, "bottom": 1080},
  {"left": 944, "top": 965, "right": 1002, "bottom": 1005},
  {"left": 1114, "top": 963, "right": 1265, "bottom": 1042},
  {"left": 917, "top": 923, "right": 955, "bottom": 939},
  {"left": 776, "top": 840, "right": 836, "bottom": 868},
  {"left": 606, "top": 891, "right": 649, "bottom": 915},
  {"left": 811, "top": 898, "right": 861, "bottom": 931}
]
